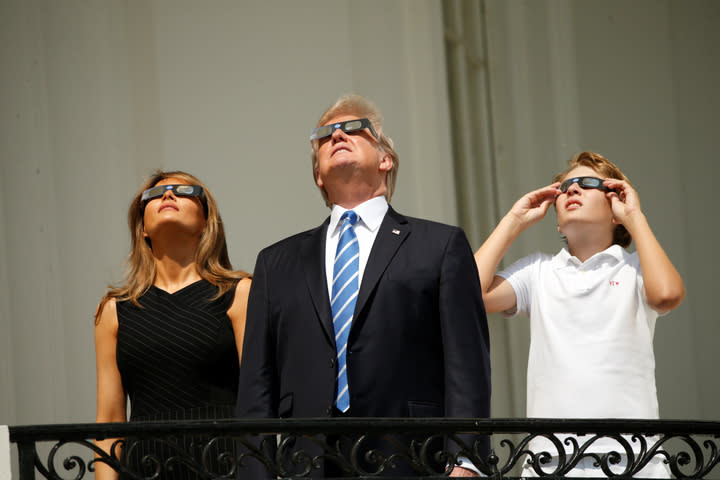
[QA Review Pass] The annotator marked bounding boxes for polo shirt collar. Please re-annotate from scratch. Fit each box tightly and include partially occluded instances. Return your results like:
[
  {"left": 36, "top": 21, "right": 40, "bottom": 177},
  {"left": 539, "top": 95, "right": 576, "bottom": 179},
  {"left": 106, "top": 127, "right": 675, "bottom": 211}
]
[{"left": 553, "top": 244, "right": 625, "bottom": 268}]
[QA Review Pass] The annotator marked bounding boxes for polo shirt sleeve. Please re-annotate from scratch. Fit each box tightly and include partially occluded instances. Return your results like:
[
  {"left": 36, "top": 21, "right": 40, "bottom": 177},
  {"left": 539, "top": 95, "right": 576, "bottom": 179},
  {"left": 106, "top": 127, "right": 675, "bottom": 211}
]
[
  {"left": 497, "top": 252, "right": 543, "bottom": 318},
  {"left": 626, "top": 249, "right": 669, "bottom": 318},
  {"left": 626, "top": 250, "right": 644, "bottom": 289}
]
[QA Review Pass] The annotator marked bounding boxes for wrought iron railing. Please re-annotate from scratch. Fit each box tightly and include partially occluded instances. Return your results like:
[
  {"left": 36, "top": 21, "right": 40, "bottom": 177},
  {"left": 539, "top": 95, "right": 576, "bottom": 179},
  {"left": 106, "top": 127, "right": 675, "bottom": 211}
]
[{"left": 8, "top": 418, "right": 720, "bottom": 479}]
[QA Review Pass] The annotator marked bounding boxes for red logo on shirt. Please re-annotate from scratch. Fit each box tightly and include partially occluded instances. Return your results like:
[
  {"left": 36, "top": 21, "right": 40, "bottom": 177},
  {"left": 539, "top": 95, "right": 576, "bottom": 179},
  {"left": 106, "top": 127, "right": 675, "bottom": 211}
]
[{"left": 609, "top": 280, "right": 620, "bottom": 286}]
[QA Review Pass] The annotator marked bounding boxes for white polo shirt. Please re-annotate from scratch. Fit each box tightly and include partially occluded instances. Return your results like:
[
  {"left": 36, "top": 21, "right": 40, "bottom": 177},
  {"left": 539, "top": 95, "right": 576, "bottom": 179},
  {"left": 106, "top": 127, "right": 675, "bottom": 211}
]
[{"left": 498, "top": 245, "right": 661, "bottom": 420}]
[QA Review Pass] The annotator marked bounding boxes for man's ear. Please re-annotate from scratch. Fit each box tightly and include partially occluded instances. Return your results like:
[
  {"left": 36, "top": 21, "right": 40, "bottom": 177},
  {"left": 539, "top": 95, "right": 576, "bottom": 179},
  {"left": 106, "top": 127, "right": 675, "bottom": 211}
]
[
  {"left": 314, "top": 168, "right": 324, "bottom": 189},
  {"left": 378, "top": 152, "right": 393, "bottom": 172}
]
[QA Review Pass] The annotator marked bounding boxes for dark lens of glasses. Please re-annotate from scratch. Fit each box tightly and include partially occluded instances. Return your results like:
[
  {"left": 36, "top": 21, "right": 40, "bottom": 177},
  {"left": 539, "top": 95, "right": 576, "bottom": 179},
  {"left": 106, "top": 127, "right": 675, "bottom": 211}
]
[
  {"left": 343, "top": 120, "right": 364, "bottom": 132},
  {"left": 579, "top": 177, "right": 602, "bottom": 189},
  {"left": 174, "top": 185, "right": 195, "bottom": 195},
  {"left": 142, "top": 185, "right": 168, "bottom": 200},
  {"left": 311, "top": 125, "right": 333, "bottom": 140}
]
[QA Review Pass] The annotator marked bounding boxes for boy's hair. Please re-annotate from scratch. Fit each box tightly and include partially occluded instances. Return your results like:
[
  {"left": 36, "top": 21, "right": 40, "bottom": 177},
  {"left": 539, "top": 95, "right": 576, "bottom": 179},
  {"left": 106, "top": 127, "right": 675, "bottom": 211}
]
[{"left": 553, "top": 151, "right": 632, "bottom": 248}]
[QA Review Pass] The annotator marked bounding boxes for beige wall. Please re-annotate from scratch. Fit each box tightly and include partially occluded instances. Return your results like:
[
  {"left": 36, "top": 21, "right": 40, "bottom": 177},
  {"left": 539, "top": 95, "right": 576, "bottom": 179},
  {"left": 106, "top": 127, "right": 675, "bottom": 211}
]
[{"left": 0, "top": 0, "right": 717, "bottom": 434}]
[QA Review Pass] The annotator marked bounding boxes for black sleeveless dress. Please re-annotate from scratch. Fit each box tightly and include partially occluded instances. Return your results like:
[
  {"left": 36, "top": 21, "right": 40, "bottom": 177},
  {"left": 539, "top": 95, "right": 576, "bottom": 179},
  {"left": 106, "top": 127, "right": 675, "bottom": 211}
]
[{"left": 116, "top": 280, "right": 239, "bottom": 480}]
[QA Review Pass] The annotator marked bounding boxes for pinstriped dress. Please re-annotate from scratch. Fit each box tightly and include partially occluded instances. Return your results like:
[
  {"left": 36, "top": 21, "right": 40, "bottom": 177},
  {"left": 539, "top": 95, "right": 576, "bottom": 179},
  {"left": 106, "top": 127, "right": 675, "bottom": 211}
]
[{"left": 116, "top": 279, "right": 238, "bottom": 480}]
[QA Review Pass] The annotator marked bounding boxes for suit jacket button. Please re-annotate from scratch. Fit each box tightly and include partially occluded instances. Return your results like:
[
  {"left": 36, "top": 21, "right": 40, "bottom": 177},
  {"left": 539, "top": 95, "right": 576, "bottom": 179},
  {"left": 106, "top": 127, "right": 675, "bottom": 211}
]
[
  {"left": 325, "top": 406, "right": 332, "bottom": 416},
  {"left": 329, "top": 358, "right": 335, "bottom": 368}
]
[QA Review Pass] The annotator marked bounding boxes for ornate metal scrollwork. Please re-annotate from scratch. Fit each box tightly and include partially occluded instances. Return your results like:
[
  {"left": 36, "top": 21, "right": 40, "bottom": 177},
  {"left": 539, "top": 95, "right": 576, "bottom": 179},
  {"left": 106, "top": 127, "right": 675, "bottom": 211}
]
[
  {"left": 9, "top": 419, "right": 720, "bottom": 479},
  {"left": 667, "top": 435, "right": 720, "bottom": 479}
]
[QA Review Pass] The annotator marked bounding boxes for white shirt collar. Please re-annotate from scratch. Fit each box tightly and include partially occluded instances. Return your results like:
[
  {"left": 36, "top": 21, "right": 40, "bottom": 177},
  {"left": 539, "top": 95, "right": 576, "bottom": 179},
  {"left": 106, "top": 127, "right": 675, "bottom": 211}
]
[
  {"left": 553, "top": 244, "right": 625, "bottom": 268},
  {"left": 329, "top": 196, "right": 388, "bottom": 234}
]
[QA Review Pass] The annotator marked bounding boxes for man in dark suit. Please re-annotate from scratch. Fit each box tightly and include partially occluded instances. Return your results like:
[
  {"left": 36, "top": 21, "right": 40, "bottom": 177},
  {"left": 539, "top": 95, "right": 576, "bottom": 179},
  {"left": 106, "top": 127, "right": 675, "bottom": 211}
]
[{"left": 236, "top": 94, "right": 490, "bottom": 477}]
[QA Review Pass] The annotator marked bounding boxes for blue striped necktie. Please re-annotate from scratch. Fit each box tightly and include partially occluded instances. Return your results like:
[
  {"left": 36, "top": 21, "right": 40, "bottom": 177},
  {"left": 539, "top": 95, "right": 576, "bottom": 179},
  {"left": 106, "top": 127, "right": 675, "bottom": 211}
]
[{"left": 331, "top": 210, "right": 359, "bottom": 412}]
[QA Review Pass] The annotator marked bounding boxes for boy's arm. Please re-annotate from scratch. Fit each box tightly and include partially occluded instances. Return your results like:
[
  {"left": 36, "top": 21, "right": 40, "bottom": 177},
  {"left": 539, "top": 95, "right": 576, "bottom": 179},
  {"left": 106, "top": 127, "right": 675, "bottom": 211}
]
[
  {"left": 474, "top": 184, "right": 560, "bottom": 313},
  {"left": 605, "top": 179, "right": 686, "bottom": 314}
]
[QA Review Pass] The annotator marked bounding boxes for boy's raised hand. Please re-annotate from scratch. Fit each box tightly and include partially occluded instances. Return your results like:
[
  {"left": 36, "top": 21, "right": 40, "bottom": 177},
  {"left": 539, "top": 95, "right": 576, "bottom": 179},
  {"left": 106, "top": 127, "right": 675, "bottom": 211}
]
[
  {"left": 603, "top": 177, "right": 685, "bottom": 313},
  {"left": 508, "top": 183, "right": 562, "bottom": 229},
  {"left": 604, "top": 178, "right": 642, "bottom": 225},
  {"left": 473, "top": 182, "right": 561, "bottom": 314}
]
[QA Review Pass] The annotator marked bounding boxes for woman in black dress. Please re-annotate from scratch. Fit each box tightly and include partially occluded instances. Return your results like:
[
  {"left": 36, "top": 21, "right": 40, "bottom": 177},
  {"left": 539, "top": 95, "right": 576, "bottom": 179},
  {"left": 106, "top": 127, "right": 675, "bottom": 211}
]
[{"left": 94, "top": 171, "right": 251, "bottom": 480}]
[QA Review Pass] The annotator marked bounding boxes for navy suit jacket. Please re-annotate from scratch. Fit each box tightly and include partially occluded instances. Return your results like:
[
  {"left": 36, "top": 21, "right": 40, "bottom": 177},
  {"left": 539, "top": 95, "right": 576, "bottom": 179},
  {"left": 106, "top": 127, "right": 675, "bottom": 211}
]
[{"left": 236, "top": 206, "right": 490, "bottom": 475}]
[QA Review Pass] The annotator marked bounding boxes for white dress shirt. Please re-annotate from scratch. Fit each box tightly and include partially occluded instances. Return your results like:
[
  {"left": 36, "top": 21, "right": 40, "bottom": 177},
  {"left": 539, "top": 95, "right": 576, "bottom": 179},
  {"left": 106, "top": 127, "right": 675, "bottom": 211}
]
[{"left": 324, "top": 196, "right": 389, "bottom": 298}]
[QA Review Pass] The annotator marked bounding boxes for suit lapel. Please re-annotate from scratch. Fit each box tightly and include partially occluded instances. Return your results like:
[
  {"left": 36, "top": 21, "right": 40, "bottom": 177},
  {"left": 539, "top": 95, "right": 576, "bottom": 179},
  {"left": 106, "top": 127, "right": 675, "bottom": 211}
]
[
  {"left": 354, "top": 207, "right": 410, "bottom": 322},
  {"left": 301, "top": 218, "right": 335, "bottom": 347}
]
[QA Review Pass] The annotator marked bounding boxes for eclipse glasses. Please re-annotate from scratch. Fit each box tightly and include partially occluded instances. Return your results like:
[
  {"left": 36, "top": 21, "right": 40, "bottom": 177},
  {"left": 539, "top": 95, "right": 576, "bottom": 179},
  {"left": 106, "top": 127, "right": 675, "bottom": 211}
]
[
  {"left": 559, "top": 176, "right": 613, "bottom": 193},
  {"left": 140, "top": 184, "right": 208, "bottom": 217},
  {"left": 141, "top": 184, "right": 205, "bottom": 203},
  {"left": 310, "top": 118, "right": 379, "bottom": 141}
]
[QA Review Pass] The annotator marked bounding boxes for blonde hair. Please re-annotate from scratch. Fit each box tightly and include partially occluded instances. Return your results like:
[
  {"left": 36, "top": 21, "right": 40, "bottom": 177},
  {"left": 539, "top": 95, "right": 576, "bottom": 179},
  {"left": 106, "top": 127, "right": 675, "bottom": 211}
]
[
  {"left": 95, "top": 170, "right": 249, "bottom": 322},
  {"left": 310, "top": 94, "right": 399, "bottom": 207},
  {"left": 553, "top": 151, "right": 633, "bottom": 248}
]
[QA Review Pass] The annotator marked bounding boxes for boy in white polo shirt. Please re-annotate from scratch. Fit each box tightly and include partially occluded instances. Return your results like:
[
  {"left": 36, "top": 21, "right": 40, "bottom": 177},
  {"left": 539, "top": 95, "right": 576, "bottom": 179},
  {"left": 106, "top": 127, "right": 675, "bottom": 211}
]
[{"left": 475, "top": 151, "right": 685, "bottom": 477}]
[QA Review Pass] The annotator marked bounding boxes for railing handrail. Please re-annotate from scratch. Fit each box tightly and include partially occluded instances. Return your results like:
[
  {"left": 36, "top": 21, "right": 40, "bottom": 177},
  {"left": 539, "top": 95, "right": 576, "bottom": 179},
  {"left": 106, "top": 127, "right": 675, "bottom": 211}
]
[{"left": 9, "top": 417, "right": 720, "bottom": 442}]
